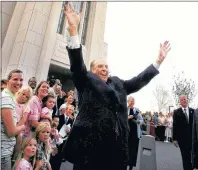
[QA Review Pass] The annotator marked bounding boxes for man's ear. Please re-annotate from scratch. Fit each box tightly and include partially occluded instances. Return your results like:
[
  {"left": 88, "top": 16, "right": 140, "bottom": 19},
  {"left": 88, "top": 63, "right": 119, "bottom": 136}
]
[{"left": 91, "top": 67, "right": 95, "bottom": 73}]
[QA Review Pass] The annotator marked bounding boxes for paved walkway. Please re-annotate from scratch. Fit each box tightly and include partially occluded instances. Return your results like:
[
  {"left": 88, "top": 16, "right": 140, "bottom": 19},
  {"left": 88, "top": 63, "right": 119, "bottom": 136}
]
[{"left": 60, "top": 141, "right": 183, "bottom": 170}]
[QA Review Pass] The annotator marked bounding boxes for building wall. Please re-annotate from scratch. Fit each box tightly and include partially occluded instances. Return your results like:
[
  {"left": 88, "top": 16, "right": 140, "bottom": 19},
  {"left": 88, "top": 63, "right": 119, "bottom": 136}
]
[
  {"left": 1, "top": 2, "right": 16, "bottom": 44},
  {"left": 2, "top": 2, "right": 108, "bottom": 85}
]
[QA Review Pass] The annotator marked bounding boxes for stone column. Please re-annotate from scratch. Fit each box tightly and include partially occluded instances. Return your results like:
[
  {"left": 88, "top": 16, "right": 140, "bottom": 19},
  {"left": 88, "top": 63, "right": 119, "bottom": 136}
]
[
  {"left": 1, "top": 2, "right": 17, "bottom": 45},
  {"left": 2, "top": 2, "right": 26, "bottom": 78},
  {"left": 84, "top": 2, "right": 107, "bottom": 66},
  {"left": 4, "top": 2, "right": 53, "bottom": 85},
  {"left": 35, "top": 2, "right": 63, "bottom": 82}
]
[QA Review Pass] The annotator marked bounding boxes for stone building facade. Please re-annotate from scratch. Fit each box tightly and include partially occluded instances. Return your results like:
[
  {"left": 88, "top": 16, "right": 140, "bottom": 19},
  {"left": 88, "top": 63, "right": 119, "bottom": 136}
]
[{"left": 1, "top": 1, "right": 107, "bottom": 91}]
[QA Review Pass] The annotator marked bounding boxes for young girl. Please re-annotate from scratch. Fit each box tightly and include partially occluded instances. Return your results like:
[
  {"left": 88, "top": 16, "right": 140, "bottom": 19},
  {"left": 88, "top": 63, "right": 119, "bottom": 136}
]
[
  {"left": 15, "top": 86, "right": 33, "bottom": 137},
  {"left": 12, "top": 86, "right": 33, "bottom": 164},
  {"left": 41, "top": 95, "right": 55, "bottom": 121},
  {"left": 13, "top": 137, "right": 38, "bottom": 170},
  {"left": 33, "top": 122, "right": 52, "bottom": 170}
]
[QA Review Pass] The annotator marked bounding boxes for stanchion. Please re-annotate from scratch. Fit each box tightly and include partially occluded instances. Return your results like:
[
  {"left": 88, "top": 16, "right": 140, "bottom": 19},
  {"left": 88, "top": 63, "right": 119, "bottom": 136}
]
[{"left": 139, "top": 135, "right": 157, "bottom": 170}]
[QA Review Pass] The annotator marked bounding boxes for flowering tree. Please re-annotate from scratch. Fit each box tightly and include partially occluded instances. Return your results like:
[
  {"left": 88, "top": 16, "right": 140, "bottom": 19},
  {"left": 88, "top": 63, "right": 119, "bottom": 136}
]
[{"left": 172, "top": 71, "right": 197, "bottom": 107}]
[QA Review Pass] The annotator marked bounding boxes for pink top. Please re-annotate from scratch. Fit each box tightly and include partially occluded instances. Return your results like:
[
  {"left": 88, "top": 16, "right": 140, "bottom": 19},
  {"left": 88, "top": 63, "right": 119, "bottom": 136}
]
[
  {"left": 16, "top": 104, "right": 31, "bottom": 137},
  {"left": 41, "top": 107, "right": 53, "bottom": 119},
  {"left": 15, "top": 158, "right": 33, "bottom": 170},
  {"left": 29, "top": 96, "right": 42, "bottom": 121}
]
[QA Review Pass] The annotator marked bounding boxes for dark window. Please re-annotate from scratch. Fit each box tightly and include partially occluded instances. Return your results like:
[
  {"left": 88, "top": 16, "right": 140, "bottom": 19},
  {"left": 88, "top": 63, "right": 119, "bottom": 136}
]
[
  {"left": 81, "top": 2, "right": 90, "bottom": 45},
  {"left": 57, "top": 1, "right": 67, "bottom": 34}
]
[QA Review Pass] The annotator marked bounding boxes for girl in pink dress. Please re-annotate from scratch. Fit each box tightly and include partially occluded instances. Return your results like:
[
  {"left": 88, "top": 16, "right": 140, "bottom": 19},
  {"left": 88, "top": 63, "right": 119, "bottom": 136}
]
[
  {"left": 13, "top": 137, "right": 38, "bottom": 170},
  {"left": 13, "top": 86, "right": 33, "bottom": 162},
  {"left": 15, "top": 86, "right": 33, "bottom": 138},
  {"left": 40, "top": 95, "right": 56, "bottom": 122}
]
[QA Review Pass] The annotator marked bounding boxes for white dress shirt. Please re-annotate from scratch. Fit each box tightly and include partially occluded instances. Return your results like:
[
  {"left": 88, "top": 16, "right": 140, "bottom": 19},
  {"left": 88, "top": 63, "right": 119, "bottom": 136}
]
[{"left": 182, "top": 107, "right": 189, "bottom": 120}]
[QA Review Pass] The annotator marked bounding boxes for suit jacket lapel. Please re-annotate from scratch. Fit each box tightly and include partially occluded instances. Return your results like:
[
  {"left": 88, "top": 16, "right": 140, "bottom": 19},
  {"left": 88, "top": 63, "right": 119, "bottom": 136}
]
[{"left": 189, "top": 108, "right": 193, "bottom": 125}]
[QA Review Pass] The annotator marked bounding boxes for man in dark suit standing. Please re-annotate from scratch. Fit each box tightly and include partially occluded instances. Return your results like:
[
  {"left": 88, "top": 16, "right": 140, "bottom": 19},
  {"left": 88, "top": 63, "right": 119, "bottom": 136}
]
[
  {"left": 62, "top": 4, "right": 171, "bottom": 170},
  {"left": 173, "top": 95, "right": 194, "bottom": 170},
  {"left": 192, "top": 108, "right": 198, "bottom": 170},
  {"left": 50, "top": 104, "right": 75, "bottom": 170}
]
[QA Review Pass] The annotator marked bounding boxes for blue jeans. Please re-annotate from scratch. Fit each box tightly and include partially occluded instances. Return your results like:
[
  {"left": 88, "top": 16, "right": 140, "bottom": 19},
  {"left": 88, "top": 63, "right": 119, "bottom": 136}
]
[{"left": 1, "top": 156, "right": 11, "bottom": 170}]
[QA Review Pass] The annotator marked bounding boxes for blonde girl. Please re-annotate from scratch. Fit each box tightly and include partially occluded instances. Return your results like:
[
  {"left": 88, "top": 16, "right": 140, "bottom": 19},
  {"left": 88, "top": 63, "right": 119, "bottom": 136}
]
[
  {"left": 33, "top": 122, "right": 52, "bottom": 170},
  {"left": 15, "top": 86, "right": 33, "bottom": 137},
  {"left": 13, "top": 137, "right": 37, "bottom": 170},
  {"left": 12, "top": 86, "right": 33, "bottom": 163}
]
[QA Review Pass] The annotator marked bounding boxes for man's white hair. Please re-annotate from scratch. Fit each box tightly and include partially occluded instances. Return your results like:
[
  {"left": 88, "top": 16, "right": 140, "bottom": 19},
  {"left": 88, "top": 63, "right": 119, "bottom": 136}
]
[{"left": 127, "top": 96, "right": 134, "bottom": 101}]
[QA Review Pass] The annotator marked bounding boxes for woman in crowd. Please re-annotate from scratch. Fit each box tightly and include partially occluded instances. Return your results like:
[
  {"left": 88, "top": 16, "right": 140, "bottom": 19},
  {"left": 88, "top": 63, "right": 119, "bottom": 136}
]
[
  {"left": 157, "top": 112, "right": 166, "bottom": 141},
  {"left": 1, "top": 69, "right": 25, "bottom": 170},
  {"left": 28, "top": 81, "right": 50, "bottom": 131},
  {"left": 164, "top": 113, "right": 173, "bottom": 142}
]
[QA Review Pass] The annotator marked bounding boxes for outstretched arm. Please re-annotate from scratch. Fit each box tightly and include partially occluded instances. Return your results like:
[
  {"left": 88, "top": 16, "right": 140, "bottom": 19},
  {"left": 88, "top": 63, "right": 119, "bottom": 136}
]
[
  {"left": 123, "top": 41, "right": 171, "bottom": 94},
  {"left": 63, "top": 4, "right": 88, "bottom": 91}
]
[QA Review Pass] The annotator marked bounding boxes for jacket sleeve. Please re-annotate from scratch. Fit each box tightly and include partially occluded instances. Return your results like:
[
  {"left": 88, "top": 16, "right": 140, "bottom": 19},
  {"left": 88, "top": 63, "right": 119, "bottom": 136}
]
[
  {"left": 66, "top": 45, "right": 88, "bottom": 91},
  {"left": 121, "top": 64, "right": 159, "bottom": 95},
  {"left": 172, "top": 110, "right": 178, "bottom": 141},
  {"left": 138, "top": 113, "right": 144, "bottom": 125},
  {"left": 192, "top": 111, "right": 198, "bottom": 168}
]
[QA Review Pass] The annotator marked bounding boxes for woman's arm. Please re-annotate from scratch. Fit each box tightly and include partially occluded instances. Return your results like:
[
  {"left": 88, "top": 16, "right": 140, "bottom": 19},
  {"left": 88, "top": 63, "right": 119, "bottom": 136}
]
[{"left": 1, "top": 108, "right": 25, "bottom": 137}]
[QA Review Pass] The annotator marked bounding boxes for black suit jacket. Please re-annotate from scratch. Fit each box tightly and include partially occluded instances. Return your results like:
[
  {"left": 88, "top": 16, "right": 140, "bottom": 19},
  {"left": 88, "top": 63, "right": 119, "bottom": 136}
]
[
  {"left": 62, "top": 46, "right": 159, "bottom": 167},
  {"left": 192, "top": 108, "right": 198, "bottom": 168},
  {"left": 173, "top": 107, "right": 194, "bottom": 147},
  {"left": 57, "top": 114, "right": 74, "bottom": 132}
]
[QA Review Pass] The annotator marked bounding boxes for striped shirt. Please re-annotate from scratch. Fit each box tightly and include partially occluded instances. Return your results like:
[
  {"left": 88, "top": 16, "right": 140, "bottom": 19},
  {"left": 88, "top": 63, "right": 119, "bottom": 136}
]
[{"left": 1, "top": 88, "right": 17, "bottom": 157}]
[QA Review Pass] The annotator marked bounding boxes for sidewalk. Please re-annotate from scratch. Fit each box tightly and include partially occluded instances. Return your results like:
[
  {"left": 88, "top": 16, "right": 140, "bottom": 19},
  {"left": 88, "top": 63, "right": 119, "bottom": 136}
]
[{"left": 60, "top": 141, "right": 183, "bottom": 170}]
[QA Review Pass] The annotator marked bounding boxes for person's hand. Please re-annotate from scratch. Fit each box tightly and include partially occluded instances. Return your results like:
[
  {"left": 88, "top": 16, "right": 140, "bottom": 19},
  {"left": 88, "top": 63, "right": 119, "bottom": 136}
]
[
  {"left": 62, "top": 3, "right": 81, "bottom": 36},
  {"left": 41, "top": 115, "right": 52, "bottom": 124},
  {"left": 136, "top": 120, "right": 140, "bottom": 124},
  {"left": 20, "top": 125, "right": 25, "bottom": 131},
  {"left": 128, "top": 115, "right": 133, "bottom": 119},
  {"left": 65, "top": 127, "right": 71, "bottom": 134},
  {"left": 35, "top": 160, "right": 43, "bottom": 170},
  {"left": 156, "top": 41, "right": 171, "bottom": 65},
  {"left": 46, "top": 162, "right": 52, "bottom": 170},
  {"left": 173, "top": 140, "right": 178, "bottom": 147},
  {"left": 62, "top": 91, "right": 66, "bottom": 97},
  {"left": 51, "top": 147, "right": 58, "bottom": 156},
  {"left": 22, "top": 111, "right": 28, "bottom": 123}
]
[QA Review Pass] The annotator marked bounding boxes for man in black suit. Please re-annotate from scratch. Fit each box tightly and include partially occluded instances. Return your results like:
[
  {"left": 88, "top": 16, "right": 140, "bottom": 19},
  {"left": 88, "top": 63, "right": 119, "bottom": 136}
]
[
  {"left": 62, "top": 4, "right": 171, "bottom": 170},
  {"left": 192, "top": 108, "right": 198, "bottom": 170},
  {"left": 50, "top": 104, "right": 75, "bottom": 170},
  {"left": 173, "top": 95, "right": 194, "bottom": 170}
]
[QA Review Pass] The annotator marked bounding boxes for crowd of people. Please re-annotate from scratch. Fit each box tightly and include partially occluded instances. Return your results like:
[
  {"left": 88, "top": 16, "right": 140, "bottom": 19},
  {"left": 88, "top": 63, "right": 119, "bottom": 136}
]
[
  {"left": 1, "top": 3, "right": 197, "bottom": 170},
  {"left": 1, "top": 71, "right": 78, "bottom": 170},
  {"left": 142, "top": 111, "right": 173, "bottom": 143}
]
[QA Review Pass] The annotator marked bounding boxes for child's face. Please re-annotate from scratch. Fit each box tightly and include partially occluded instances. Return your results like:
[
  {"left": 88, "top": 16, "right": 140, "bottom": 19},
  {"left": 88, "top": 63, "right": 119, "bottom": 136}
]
[
  {"left": 51, "top": 127, "right": 57, "bottom": 136},
  {"left": 39, "top": 127, "right": 51, "bottom": 143},
  {"left": 24, "top": 139, "right": 37, "bottom": 158},
  {"left": 17, "top": 90, "right": 31, "bottom": 104},
  {"left": 53, "top": 118, "right": 59, "bottom": 126},
  {"left": 46, "top": 97, "right": 55, "bottom": 109}
]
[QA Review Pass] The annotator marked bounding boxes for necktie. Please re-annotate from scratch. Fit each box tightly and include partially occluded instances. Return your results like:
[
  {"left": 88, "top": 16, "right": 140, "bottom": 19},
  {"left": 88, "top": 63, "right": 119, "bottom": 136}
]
[
  {"left": 183, "top": 108, "right": 188, "bottom": 123},
  {"left": 65, "top": 116, "right": 68, "bottom": 124}
]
